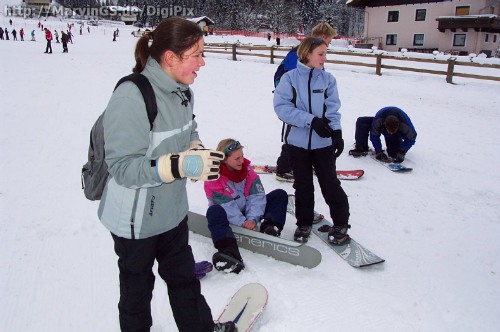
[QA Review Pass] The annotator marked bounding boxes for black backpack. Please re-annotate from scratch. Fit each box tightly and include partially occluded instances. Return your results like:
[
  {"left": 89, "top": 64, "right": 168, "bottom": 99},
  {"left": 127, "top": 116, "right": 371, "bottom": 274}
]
[{"left": 81, "top": 73, "right": 157, "bottom": 201}]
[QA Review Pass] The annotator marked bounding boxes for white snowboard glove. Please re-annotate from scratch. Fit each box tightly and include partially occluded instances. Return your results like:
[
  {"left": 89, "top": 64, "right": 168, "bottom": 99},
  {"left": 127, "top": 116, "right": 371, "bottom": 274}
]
[{"left": 157, "top": 148, "right": 224, "bottom": 183}]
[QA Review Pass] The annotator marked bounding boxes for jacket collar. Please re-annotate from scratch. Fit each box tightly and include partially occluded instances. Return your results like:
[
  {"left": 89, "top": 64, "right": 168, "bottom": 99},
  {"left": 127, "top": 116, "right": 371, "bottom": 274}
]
[
  {"left": 142, "top": 57, "right": 190, "bottom": 95},
  {"left": 296, "top": 61, "right": 323, "bottom": 77}
]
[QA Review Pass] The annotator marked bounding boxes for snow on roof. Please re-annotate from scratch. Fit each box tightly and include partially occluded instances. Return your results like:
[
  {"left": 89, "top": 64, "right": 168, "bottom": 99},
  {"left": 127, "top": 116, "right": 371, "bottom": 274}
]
[
  {"left": 103, "top": 5, "right": 142, "bottom": 13},
  {"left": 187, "top": 16, "right": 215, "bottom": 25},
  {"left": 436, "top": 14, "right": 498, "bottom": 19}
]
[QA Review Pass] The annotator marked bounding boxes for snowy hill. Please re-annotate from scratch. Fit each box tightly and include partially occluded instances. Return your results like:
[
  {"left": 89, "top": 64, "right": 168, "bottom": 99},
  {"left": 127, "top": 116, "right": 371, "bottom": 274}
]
[{"left": 1, "top": 16, "right": 499, "bottom": 332}]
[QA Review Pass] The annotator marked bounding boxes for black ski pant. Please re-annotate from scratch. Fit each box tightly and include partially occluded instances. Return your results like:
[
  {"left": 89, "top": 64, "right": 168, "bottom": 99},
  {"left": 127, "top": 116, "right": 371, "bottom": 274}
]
[
  {"left": 290, "top": 145, "right": 349, "bottom": 227},
  {"left": 45, "top": 40, "right": 52, "bottom": 53},
  {"left": 355, "top": 116, "right": 402, "bottom": 157},
  {"left": 276, "top": 143, "right": 293, "bottom": 174},
  {"left": 111, "top": 217, "right": 214, "bottom": 332},
  {"left": 354, "top": 116, "right": 373, "bottom": 151}
]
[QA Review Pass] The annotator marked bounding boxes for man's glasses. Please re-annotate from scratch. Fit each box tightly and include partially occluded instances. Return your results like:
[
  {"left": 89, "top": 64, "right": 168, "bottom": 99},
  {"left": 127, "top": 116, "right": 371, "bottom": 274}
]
[{"left": 225, "top": 141, "right": 241, "bottom": 155}]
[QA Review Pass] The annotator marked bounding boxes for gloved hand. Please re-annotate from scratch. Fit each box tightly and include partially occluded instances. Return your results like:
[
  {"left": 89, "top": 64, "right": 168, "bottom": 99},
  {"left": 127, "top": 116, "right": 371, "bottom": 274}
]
[
  {"left": 187, "top": 140, "right": 206, "bottom": 182},
  {"left": 331, "top": 130, "right": 344, "bottom": 158},
  {"left": 157, "top": 149, "right": 224, "bottom": 183},
  {"left": 393, "top": 149, "right": 406, "bottom": 163},
  {"left": 375, "top": 150, "right": 391, "bottom": 163},
  {"left": 311, "top": 117, "right": 335, "bottom": 138}
]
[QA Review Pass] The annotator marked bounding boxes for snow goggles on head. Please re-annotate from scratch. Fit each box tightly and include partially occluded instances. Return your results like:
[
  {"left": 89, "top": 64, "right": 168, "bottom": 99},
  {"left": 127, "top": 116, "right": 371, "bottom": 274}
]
[
  {"left": 312, "top": 38, "right": 325, "bottom": 46},
  {"left": 225, "top": 140, "right": 241, "bottom": 155}
]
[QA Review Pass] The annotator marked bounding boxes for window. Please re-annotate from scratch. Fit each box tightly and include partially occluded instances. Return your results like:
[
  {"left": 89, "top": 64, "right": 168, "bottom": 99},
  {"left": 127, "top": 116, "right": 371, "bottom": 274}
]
[
  {"left": 388, "top": 11, "right": 399, "bottom": 22},
  {"left": 415, "top": 9, "right": 426, "bottom": 21},
  {"left": 453, "top": 34, "right": 466, "bottom": 47},
  {"left": 494, "top": 35, "right": 497, "bottom": 43},
  {"left": 386, "top": 34, "right": 397, "bottom": 45},
  {"left": 455, "top": 6, "right": 470, "bottom": 16},
  {"left": 485, "top": 34, "right": 489, "bottom": 42},
  {"left": 413, "top": 34, "right": 424, "bottom": 46}
]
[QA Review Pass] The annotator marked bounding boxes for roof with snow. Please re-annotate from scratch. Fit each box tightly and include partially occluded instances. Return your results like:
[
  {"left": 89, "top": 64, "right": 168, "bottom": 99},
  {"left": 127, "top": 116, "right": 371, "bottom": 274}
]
[
  {"left": 347, "top": 0, "right": 446, "bottom": 7},
  {"left": 187, "top": 16, "right": 215, "bottom": 26}
]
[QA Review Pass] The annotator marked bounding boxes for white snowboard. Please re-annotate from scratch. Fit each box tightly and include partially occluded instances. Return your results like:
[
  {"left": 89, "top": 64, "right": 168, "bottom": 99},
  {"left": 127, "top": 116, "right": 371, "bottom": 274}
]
[{"left": 218, "top": 283, "right": 268, "bottom": 331}]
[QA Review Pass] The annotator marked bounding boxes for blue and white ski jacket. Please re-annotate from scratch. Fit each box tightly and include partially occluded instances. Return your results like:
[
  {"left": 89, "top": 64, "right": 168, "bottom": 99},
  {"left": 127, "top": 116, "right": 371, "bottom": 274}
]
[{"left": 273, "top": 61, "right": 342, "bottom": 150}]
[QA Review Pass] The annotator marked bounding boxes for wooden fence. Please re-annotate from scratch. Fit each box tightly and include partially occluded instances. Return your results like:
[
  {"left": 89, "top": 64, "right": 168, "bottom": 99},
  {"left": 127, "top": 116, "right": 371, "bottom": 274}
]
[{"left": 203, "top": 43, "right": 500, "bottom": 84}]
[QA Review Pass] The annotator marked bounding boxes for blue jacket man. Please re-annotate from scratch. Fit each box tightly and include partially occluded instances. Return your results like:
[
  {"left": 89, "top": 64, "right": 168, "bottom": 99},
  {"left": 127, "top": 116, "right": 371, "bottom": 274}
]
[{"left": 350, "top": 106, "right": 417, "bottom": 163}]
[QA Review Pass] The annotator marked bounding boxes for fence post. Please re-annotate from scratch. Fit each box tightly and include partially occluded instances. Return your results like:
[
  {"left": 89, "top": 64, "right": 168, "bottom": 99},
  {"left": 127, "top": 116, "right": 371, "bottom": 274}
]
[
  {"left": 376, "top": 54, "right": 382, "bottom": 76},
  {"left": 270, "top": 46, "right": 274, "bottom": 64},
  {"left": 232, "top": 44, "right": 237, "bottom": 61},
  {"left": 446, "top": 58, "right": 456, "bottom": 84}
]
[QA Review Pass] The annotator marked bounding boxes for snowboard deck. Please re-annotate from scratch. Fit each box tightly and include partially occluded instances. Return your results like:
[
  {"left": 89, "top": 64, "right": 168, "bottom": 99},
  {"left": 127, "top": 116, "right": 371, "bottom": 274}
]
[
  {"left": 218, "top": 283, "right": 268, "bottom": 332},
  {"left": 286, "top": 195, "right": 385, "bottom": 268},
  {"left": 252, "top": 164, "right": 364, "bottom": 180},
  {"left": 369, "top": 155, "right": 413, "bottom": 172},
  {"left": 187, "top": 211, "right": 322, "bottom": 269}
]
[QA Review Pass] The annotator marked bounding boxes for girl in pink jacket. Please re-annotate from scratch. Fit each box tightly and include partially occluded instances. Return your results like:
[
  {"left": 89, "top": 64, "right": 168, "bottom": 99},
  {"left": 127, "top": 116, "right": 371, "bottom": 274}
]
[{"left": 204, "top": 139, "right": 288, "bottom": 274}]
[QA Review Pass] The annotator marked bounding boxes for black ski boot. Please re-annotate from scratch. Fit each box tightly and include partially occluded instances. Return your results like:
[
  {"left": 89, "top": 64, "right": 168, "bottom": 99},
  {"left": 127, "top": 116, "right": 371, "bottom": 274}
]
[
  {"left": 276, "top": 171, "right": 294, "bottom": 182},
  {"left": 213, "top": 238, "right": 245, "bottom": 274},
  {"left": 328, "top": 224, "right": 351, "bottom": 245},
  {"left": 349, "top": 146, "right": 369, "bottom": 157},
  {"left": 213, "top": 321, "right": 236, "bottom": 332},
  {"left": 260, "top": 218, "right": 281, "bottom": 237},
  {"left": 294, "top": 225, "right": 312, "bottom": 243}
]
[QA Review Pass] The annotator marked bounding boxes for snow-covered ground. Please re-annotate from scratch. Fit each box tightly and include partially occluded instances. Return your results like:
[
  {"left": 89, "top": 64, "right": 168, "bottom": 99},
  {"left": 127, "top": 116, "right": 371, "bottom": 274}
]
[{"left": 1, "top": 16, "right": 500, "bottom": 332}]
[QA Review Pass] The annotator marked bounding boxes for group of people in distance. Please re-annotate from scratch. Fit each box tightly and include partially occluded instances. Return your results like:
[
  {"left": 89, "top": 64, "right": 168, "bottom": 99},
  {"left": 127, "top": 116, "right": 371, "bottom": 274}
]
[{"left": 95, "top": 18, "right": 417, "bottom": 332}]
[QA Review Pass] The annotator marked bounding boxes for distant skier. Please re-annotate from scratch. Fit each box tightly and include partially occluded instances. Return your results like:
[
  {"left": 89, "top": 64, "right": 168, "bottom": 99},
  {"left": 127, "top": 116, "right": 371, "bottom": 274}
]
[
  {"left": 44, "top": 28, "right": 52, "bottom": 53},
  {"left": 19, "top": 28, "right": 24, "bottom": 41},
  {"left": 61, "top": 30, "right": 68, "bottom": 53}
]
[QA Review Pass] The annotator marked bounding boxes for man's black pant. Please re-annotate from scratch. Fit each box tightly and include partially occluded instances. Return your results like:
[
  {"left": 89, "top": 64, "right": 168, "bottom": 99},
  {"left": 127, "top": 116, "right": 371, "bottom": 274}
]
[
  {"left": 355, "top": 116, "right": 402, "bottom": 157},
  {"left": 45, "top": 40, "right": 52, "bottom": 53},
  {"left": 290, "top": 145, "right": 349, "bottom": 227},
  {"left": 276, "top": 143, "right": 293, "bottom": 174},
  {"left": 111, "top": 218, "right": 213, "bottom": 332}
]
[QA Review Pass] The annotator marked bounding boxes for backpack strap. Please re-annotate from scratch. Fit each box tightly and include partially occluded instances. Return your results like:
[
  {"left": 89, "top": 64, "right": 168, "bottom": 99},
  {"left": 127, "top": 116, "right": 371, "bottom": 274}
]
[{"left": 114, "top": 73, "right": 157, "bottom": 130}]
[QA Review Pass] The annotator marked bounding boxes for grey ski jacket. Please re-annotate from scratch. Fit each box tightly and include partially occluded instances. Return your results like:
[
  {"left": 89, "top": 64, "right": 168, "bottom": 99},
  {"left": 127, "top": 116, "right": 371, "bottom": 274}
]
[{"left": 98, "top": 57, "right": 200, "bottom": 239}]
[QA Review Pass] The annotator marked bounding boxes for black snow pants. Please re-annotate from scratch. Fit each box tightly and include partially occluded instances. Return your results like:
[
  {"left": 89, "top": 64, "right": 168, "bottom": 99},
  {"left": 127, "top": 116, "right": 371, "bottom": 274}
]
[
  {"left": 111, "top": 217, "right": 214, "bottom": 332},
  {"left": 290, "top": 145, "right": 349, "bottom": 227}
]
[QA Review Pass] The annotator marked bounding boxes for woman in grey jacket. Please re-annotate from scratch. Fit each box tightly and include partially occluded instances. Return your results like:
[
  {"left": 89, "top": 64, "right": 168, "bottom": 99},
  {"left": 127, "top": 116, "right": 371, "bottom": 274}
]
[
  {"left": 98, "top": 17, "right": 234, "bottom": 332},
  {"left": 274, "top": 37, "right": 351, "bottom": 246}
]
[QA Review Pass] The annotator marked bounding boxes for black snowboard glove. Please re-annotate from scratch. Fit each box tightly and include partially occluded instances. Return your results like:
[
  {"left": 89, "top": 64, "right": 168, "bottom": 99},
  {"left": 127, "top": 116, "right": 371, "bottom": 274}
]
[
  {"left": 331, "top": 130, "right": 344, "bottom": 158},
  {"left": 375, "top": 150, "right": 391, "bottom": 163},
  {"left": 311, "top": 117, "right": 334, "bottom": 138},
  {"left": 393, "top": 149, "right": 406, "bottom": 163}
]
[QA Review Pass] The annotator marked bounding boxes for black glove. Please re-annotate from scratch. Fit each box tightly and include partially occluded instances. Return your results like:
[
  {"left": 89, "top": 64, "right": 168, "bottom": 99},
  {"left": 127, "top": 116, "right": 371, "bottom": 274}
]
[
  {"left": 331, "top": 130, "right": 344, "bottom": 158},
  {"left": 311, "top": 117, "right": 334, "bottom": 138},
  {"left": 393, "top": 149, "right": 406, "bottom": 163},
  {"left": 375, "top": 150, "right": 391, "bottom": 162}
]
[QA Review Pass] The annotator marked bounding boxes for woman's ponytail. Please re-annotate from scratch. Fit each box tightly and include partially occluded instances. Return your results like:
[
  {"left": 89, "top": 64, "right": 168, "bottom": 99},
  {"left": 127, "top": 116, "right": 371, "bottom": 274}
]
[{"left": 132, "top": 32, "right": 152, "bottom": 73}]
